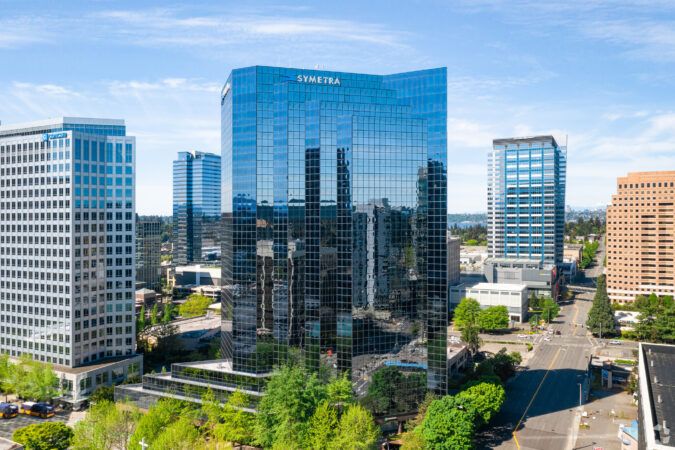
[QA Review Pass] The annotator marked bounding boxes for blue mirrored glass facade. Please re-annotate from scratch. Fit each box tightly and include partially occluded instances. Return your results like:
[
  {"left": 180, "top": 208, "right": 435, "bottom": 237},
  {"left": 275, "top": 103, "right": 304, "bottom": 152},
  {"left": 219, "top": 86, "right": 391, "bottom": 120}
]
[
  {"left": 173, "top": 151, "right": 222, "bottom": 265},
  {"left": 221, "top": 66, "right": 448, "bottom": 406},
  {"left": 488, "top": 136, "right": 567, "bottom": 265}
]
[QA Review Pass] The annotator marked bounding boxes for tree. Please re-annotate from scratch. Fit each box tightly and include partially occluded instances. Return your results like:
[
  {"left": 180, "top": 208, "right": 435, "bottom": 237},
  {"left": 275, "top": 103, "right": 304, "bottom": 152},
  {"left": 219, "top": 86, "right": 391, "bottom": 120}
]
[
  {"left": 332, "top": 404, "right": 380, "bottom": 450},
  {"left": 151, "top": 303, "right": 159, "bottom": 326},
  {"left": 13, "top": 422, "right": 73, "bottom": 450},
  {"left": 0, "top": 353, "right": 12, "bottom": 401},
  {"left": 490, "top": 348, "right": 522, "bottom": 382},
  {"left": 89, "top": 385, "right": 114, "bottom": 404},
  {"left": 306, "top": 401, "right": 339, "bottom": 450},
  {"left": 529, "top": 293, "right": 540, "bottom": 310},
  {"left": 461, "top": 322, "right": 481, "bottom": 355},
  {"left": 253, "top": 365, "right": 328, "bottom": 449},
  {"left": 137, "top": 305, "right": 146, "bottom": 332},
  {"left": 654, "top": 305, "right": 675, "bottom": 343},
  {"left": 477, "top": 306, "right": 509, "bottom": 331},
  {"left": 453, "top": 298, "right": 481, "bottom": 328},
  {"left": 634, "top": 295, "right": 649, "bottom": 310},
  {"left": 13, "top": 356, "right": 61, "bottom": 401},
  {"left": 178, "top": 294, "right": 212, "bottom": 318},
  {"left": 72, "top": 400, "right": 141, "bottom": 450},
  {"left": 529, "top": 314, "right": 540, "bottom": 332},
  {"left": 327, "top": 370, "right": 355, "bottom": 408},
  {"left": 540, "top": 297, "right": 561, "bottom": 323},
  {"left": 129, "top": 398, "right": 189, "bottom": 450},
  {"left": 456, "top": 382, "right": 506, "bottom": 426},
  {"left": 586, "top": 275, "right": 615, "bottom": 337},
  {"left": 214, "top": 391, "right": 255, "bottom": 445},
  {"left": 151, "top": 417, "right": 200, "bottom": 450},
  {"left": 421, "top": 395, "right": 477, "bottom": 450},
  {"left": 162, "top": 302, "right": 173, "bottom": 323}
]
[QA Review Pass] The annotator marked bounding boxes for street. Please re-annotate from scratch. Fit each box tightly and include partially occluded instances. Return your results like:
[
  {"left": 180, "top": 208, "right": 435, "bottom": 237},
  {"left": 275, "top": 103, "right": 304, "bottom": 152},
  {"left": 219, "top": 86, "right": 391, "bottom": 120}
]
[{"left": 476, "top": 237, "right": 609, "bottom": 449}]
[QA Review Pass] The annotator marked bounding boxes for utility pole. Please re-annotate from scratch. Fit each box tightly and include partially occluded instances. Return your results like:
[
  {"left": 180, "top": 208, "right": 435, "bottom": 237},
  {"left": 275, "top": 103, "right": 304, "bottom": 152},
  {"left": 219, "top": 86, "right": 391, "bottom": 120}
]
[
  {"left": 600, "top": 321, "right": 602, "bottom": 340},
  {"left": 577, "top": 382, "right": 582, "bottom": 408}
]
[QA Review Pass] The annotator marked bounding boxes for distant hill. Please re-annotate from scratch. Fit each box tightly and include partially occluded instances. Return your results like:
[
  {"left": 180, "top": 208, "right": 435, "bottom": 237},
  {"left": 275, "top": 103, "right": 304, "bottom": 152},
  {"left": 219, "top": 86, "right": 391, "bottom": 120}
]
[{"left": 448, "top": 213, "right": 487, "bottom": 224}]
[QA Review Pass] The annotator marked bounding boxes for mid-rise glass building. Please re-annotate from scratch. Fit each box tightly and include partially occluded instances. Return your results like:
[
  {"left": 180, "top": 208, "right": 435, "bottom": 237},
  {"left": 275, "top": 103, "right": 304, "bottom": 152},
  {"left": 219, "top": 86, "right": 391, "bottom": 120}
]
[
  {"left": 136, "top": 216, "right": 161, "bottom": 290},
  {"left": 172, "top": 151, "right": 221, "bottom": 265},
  {"left": 0, "top": 117, "right": 142, "bottom": 407},
  {"left": 220, "top": 66, "right": 448, "bottom": 404},
  {"left": 487, "top": 136, "right": 567, "bottom": 265}
]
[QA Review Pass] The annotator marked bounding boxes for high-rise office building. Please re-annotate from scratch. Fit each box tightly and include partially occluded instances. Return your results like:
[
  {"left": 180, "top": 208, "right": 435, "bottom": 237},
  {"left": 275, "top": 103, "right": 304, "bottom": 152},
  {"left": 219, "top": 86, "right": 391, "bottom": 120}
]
[
  {"left": 117, "top": 66, "right": 448, "bottom": 413},
  {"left": 448, "top": 236, "right": 461, "bottom": 286},
  {"left": 606, "top": 171, "right": 675, "bottom": 303},
  {"left": 172, "top": 151, "right": 221, "bottom": 265},
  {"left": 0, "top": 117, "right": 142, "bottom": 407},
  {"left": 221, "top": 66, "right": 448, "bottom": 401},
  {"left": 136, "top": 216, "right": 161, "bottom": 290},
  {"left": 488, "top": 136, "right": 567, "bottom": 265}
]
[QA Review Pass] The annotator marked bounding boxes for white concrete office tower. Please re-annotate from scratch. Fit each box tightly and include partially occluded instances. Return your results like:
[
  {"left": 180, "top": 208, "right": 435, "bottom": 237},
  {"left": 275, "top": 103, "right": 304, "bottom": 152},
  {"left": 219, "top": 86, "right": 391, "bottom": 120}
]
[
  {"left": 0, "top": 117, "right": 142, "bottom": 407},
  {"left": 487, "top": 136, "right": 567, "bottom": 265}
]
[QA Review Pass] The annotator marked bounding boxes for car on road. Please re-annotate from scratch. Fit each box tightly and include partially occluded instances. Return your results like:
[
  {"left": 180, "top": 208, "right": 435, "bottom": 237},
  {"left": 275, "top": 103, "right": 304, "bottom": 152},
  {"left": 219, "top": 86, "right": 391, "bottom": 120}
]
[
  {"left": 19, "top": 402, "right": 55, "bottom": 418},
  {"left": 517, "top": 334, "right": 527, "bottom": 338},
  {"left": 0, "top": 403, "right": 18, "bottom": 419},
  {"left": 555, "top": 330, "right": 561, "bottom": 335},
  {"left": 609, "top": 340, "right": 621, "bottom": 345}
]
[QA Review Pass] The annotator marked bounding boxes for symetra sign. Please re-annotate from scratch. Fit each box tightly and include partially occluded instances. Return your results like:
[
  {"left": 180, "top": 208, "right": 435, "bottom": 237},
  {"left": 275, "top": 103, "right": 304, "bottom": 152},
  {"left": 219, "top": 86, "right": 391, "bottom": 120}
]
[
  {"left": 42, "top": 132, "right": 68, "bottom": 141},
  {"left": 296, "top": 75, "right": 340, "bottom": 85}
]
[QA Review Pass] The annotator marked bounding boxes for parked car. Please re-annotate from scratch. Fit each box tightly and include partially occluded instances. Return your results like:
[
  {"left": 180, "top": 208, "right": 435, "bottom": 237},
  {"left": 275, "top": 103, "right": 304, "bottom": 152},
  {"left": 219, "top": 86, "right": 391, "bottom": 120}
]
[
  {"left": 555, "top": 330, "right": 561, "bottom": 335},
  {"left": 19, "top": 402, "right": 55, "bottom": 418},
  {"left": 0, "top": 403, "right": 18, "bottom": 419},
  {"left": 609, "top": 340, "right": 621, "bottom": 345}
]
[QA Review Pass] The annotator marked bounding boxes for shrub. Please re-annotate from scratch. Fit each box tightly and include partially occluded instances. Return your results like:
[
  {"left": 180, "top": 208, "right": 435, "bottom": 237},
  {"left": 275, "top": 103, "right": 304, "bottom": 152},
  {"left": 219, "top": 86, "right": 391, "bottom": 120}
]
[{"left": 13, "top": 422, "right": 74, "bottom": 450}]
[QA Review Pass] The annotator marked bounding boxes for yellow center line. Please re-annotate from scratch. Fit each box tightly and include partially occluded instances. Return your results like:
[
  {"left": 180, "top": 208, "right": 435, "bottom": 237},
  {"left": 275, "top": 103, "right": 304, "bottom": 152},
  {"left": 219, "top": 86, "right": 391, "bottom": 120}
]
[{"left": 512, "top": 347, "right": 562, "bottom": 449}]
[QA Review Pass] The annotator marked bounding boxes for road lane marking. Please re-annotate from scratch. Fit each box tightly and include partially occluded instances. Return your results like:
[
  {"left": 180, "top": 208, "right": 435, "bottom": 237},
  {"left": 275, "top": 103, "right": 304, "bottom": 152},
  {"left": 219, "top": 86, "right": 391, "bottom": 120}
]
[
  {"left": 573, "top": 301, "right": 579, "bottom": 333},
  {"left": 512, "top": 347, "right": 562, "bottom": 449}
]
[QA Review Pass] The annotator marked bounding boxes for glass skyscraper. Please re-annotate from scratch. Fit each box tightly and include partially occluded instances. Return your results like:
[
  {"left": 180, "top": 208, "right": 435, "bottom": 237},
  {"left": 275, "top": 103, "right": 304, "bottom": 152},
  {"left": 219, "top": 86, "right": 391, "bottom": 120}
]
[
  {"left": 172, "top": 151, "right": 221, "bottom": 265},
  {"left": 220, "top": 66, "right": 448, "bottom": 404},
  {"left": 136, "top": 216, "right": 161, "bottom": 290},
  {"left": 488, "top": 136, "right": 567, "bottom": 265}
]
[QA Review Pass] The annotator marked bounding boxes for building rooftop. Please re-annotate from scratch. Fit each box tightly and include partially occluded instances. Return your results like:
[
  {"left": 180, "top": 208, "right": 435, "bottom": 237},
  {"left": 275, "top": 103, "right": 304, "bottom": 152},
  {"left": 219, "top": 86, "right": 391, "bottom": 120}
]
[
  {"left": 135, "top": 288, "right": 157, "bottom": 296},
  {"left": 642, "top": 343, "right": 675, "bottom": 447},
  {"left": 493, "top": 135, "right": 557, "bottom": 146},
  {"left": 469, "top": 282, "right": 528, "bottom": 292},
  {"left": 0, "top": 116, "right": 125, "bottom": 133}
]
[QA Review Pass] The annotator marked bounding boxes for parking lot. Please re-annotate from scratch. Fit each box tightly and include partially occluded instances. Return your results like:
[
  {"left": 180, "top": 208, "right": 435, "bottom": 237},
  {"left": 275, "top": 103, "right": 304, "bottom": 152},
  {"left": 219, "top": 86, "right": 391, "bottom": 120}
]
[{"left": 0, "top": 410, "right": 71, "bottom": 440}]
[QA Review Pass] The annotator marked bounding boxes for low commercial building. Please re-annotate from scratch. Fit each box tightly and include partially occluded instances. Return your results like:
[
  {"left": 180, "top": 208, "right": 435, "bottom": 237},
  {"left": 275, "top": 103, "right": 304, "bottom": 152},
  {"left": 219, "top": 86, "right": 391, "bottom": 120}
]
[
  {"left": 447, "top": 339, "right": 469, "bottom": 378},
  {"left": 614, "top": 310, "right": 640, "bottom": 332},
  {"left": 169, "top": 265, "right": 221, "bottom": 287},
  {"left": 449, "top": 282, "right": 528, "bottom": 322},
  {"left": 637, "top": 343, "right": 674, "bottom": 449},
  {"left": 460, "top": 245, "right": 488, "bottom": 273},
  {"left": 564, "top": 243, "right": 584, "bottom": 263},
  {"left": 483, "top": 258, "right": 560, "bottom": 300},
  {"left": 52, "top": 355, "right": 142, "bottom": 408}
]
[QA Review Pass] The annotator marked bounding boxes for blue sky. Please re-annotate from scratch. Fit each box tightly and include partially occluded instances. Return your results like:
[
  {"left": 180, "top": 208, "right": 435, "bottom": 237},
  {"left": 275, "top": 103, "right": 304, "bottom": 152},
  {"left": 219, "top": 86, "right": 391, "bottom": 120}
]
[{"left": 1, "top": 0, "right": 675, "bottom": 215}]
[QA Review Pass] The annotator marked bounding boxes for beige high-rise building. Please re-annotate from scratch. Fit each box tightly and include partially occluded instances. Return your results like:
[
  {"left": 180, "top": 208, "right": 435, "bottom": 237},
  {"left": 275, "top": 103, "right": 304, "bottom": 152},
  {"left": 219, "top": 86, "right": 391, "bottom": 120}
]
[{"left": 606, "top": 171, "right": 675, "bottom": 303}]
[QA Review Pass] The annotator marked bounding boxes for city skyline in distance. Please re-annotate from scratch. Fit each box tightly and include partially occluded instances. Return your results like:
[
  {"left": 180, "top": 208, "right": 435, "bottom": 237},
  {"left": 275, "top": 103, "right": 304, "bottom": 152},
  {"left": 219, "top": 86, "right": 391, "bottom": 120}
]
[{"left": 1, "top": 0, "right": 675, "bottom": 214}]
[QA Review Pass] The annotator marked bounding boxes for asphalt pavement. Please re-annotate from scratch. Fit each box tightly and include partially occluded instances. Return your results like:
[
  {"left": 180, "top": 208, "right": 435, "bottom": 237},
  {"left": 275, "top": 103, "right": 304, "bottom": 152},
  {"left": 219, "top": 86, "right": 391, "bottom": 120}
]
[{"left": 476, "top": 238, "right": 606, "bottom": 450}]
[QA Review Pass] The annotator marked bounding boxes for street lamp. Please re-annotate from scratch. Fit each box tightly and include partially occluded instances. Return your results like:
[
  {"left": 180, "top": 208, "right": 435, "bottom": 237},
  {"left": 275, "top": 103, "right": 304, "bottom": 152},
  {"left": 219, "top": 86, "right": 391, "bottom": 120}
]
[{"left": 577, "top": 383, "right": 582, "bottom": 408}]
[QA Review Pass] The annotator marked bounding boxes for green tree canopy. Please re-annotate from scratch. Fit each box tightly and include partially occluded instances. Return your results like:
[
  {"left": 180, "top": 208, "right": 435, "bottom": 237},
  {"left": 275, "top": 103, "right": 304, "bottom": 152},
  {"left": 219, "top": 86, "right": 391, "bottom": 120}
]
[
  {"left": 421, "top": 395, "right": 477, "bottom": 450},
  {"left": 162, "top": 302, "right": 174, "bottom": 323},
  {"left": 72, "top": 400, "right": 141, "bottom": 450},
  {"left": 586, "top": 274, "right": 615, "bottom": 337},
  {"left": 129, "top": 398, "right": 189, "bottom": 450},
  {"left": 151, "top": 417, "right": 201, "bottom": 450},
  {"left": 477, "top": 306, "right": 509, "bottom": 331},
  {"left": 529, "top": 293, "right": 540, "bottom": 310},
  {"left": 453, "top": 298, "right": 481, "bottom": 328},
  {"left": 178, "top": 294, "right": 212, "bottom": 318},
  {"left": 332, "top": 404, "right": 380, "bottom": 450},
  {"left": 253, "top": 365, "right": 328, "bottom": 449},
  {"left": 12, "top": 356, "right": 61, "bottom": 401},
  {"left": 540, "top": 297, "right": 561, "bottom": 323},
  {"left": 461, "top": 322, "right": 482, "bottom": 355},
  {"left": 89, "top": 385, "right": 114, "bottom": 404},
  {"left": 137, "top": 305, "right": 146, "bottom": 332},
  {"left": 13, "top": 422, "right": 73, "bottom": 450},
  {"left": 306, "top": 401, "right": 339, "bottom": 450},
  {"left": 456, "top": 382, "right": 506, "bottom": 426},
  {"left": 151, "top": 303, "right": 159, "bottom": 325}
]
